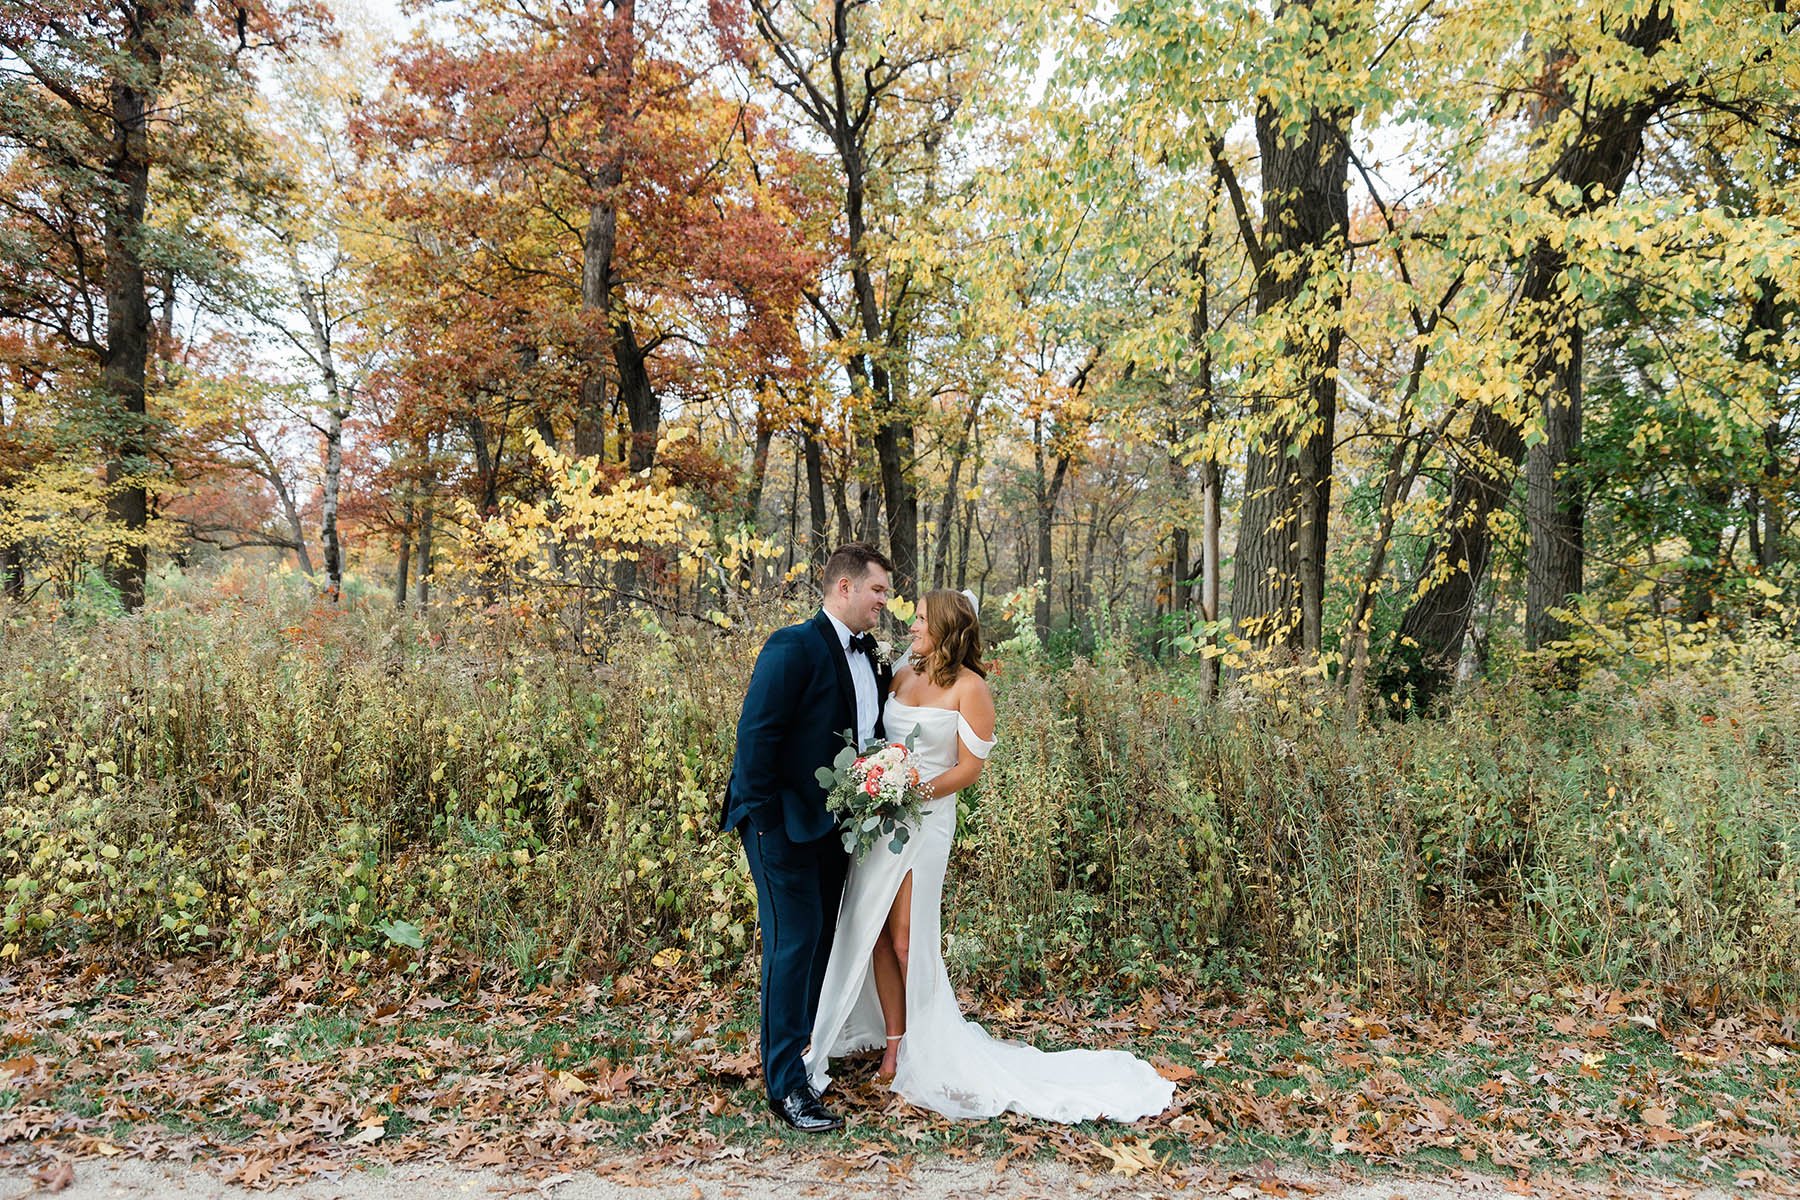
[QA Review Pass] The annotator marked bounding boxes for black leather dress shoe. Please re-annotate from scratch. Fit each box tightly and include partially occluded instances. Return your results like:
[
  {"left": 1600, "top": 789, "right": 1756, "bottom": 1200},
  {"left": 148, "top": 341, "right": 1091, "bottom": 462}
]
[{"left": 769, "top": 1087, "right": 844, "bottom": 1132}]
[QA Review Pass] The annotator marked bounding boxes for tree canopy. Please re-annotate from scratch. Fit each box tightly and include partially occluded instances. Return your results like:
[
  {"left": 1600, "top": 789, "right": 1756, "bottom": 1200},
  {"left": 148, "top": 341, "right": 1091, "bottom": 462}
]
[{"left": 2, "top": 0, "right": 1796, "bottom": 699}]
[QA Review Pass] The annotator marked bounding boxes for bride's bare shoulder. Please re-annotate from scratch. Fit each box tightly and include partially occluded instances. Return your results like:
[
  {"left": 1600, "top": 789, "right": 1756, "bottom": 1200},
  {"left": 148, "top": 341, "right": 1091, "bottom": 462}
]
[
  {"left": 951, "top": 669, "right": 994, "bottom": 706},
  {"left": 952, "top": 670, "right": 996, "bottom": 740}
]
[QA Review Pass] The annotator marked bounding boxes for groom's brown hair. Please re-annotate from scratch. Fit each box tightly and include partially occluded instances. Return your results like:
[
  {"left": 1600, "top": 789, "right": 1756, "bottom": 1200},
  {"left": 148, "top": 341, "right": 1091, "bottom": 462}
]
[{"left": 822, "top": 542, "right": 894, "bottom": 588}]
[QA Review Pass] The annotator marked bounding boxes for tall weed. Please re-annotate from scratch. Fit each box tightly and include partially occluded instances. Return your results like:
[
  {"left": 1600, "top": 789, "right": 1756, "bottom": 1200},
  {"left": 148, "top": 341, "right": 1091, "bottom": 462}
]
[{"left": 1, "top": 574, "right": 1795, "bottom": 999}]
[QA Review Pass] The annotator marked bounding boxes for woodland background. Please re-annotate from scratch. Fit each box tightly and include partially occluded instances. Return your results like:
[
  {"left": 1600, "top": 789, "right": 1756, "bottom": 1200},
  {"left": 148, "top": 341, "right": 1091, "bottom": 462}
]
[{"left": 1, "top": 0, "right": 1798, "bottom": 1001}]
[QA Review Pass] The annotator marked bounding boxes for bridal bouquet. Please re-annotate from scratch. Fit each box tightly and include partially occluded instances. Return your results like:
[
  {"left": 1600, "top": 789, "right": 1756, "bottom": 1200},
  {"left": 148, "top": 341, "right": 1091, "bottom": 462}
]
[{"left": 817, "top": 730, "right": 930, "bottom": 859}]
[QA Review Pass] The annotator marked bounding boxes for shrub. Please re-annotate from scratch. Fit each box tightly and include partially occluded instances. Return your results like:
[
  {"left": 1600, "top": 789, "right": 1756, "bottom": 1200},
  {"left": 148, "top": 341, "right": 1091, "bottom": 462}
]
[{"left": 1, "top": 573, "right": 1795, "bottom": 1001}]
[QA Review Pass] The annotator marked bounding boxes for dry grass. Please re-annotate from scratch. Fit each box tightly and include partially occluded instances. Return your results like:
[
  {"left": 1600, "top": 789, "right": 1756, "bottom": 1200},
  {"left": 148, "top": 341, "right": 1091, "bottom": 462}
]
[{"left": 1, "top": 568, "right": 1796, "bottom": 1000}]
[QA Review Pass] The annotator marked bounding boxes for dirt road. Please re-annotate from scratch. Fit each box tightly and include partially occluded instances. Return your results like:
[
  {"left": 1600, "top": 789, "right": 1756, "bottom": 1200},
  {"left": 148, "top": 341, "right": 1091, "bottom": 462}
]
[{"left": 7, "top": 1156, "right": 1761, "bottom": 1200}]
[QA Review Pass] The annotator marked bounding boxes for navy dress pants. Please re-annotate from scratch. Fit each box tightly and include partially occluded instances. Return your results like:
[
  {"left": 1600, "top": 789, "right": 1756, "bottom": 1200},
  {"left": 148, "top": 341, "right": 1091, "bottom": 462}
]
[{"left": 740, "top": 822, "right": 849, "bottom": 1100}]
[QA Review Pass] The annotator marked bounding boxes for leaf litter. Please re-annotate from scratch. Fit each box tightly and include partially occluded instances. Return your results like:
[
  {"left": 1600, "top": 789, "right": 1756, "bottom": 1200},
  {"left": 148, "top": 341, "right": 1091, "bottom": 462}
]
[{"left": 0, "top": 955, "right": 1796, "bottom": 1197}]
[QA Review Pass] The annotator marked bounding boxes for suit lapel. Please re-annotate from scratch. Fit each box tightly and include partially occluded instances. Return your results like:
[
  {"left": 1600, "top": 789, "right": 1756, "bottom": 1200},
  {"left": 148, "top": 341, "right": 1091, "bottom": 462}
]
[{"left": 810, "top": 612, "right": 857, "bottom": 743}]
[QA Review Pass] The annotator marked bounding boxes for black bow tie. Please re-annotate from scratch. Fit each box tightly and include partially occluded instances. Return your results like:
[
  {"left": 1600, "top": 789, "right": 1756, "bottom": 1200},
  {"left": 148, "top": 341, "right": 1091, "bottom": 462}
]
[{"left": 847, "top": 632, "right": 878, "bottom": 657}]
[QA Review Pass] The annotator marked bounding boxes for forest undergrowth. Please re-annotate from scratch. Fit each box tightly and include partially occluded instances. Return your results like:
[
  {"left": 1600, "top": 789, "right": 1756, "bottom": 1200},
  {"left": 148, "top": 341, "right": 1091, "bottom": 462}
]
[{"left": 2, "top": 567, "right": 1795, "bottom": 1007}]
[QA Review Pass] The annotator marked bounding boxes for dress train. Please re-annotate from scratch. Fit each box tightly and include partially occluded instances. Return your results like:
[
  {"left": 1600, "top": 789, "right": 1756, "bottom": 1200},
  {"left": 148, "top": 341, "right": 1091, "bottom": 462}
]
[{"left": 804, "top": 700, "right": 1174, "bottom": 1123}]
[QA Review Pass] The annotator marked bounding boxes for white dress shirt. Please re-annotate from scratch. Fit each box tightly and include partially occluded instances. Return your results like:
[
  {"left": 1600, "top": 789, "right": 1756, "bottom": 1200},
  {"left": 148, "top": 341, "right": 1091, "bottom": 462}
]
[{"left": 822, "top": 609, "right": 880, "bottom": 749}]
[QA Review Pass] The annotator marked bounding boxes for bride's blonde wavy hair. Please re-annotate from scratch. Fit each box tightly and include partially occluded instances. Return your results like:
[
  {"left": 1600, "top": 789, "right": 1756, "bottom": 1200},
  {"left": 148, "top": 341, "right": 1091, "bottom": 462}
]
[{"left": 917, "top": 589, "right": 986, "bottom": 689}]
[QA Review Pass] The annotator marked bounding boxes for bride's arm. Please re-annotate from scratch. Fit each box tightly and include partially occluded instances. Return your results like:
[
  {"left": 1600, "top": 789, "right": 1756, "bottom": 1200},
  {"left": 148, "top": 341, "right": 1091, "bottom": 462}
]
[{"left": 919, "top": 677, "right": 996, "bottom": 800}]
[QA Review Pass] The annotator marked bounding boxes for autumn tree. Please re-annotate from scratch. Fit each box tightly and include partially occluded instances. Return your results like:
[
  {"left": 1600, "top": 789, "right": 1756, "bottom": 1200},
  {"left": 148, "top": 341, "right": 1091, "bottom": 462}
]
[
  {"left": 0, "top": 0, "right": 327, "bottom": 608},
  {"left": 1386, "top": 3, "right": 1673, "bottom": 690},
  {"left": 352, "top": 0, "right": 818, "bottom": 606},
  {"left": 747, "top": 0, "right": 973, "bottom": 596}
]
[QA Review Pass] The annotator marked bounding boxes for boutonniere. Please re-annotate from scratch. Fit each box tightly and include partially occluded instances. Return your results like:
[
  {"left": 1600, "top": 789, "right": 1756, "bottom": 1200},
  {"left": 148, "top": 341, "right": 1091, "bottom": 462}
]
[{"left": 874, "top": 639, "right": 896, "bottom": 668}]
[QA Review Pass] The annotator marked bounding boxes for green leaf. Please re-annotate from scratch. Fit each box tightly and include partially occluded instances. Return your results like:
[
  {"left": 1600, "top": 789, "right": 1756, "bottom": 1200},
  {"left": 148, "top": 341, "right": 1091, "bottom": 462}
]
[
  {"left": 375, "top": 919, "right": 424, "bottom": 950},
  {"left": 815, "top": 766, "right": 838, "bottom": 788}
]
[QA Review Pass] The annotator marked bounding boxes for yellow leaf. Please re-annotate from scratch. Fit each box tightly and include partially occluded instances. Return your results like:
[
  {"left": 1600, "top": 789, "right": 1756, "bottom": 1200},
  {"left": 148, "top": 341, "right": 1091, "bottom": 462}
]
[{"left": 1091, "top": 1137, "right": 1160, "bottom": 1177}]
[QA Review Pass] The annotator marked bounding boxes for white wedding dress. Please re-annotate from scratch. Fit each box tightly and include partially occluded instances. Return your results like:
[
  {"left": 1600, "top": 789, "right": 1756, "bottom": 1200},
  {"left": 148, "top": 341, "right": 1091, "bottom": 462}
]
[{"left": 804, "top": 697, "right": 1175, "bottom": 1123}]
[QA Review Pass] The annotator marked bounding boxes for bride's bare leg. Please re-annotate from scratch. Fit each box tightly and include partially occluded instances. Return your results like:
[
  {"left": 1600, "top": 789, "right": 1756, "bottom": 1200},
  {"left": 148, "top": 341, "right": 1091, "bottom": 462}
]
[
  {"left": 872, "top": 872, "right": 913, "bottom": 1080},
  {"left": 871, "top": 927, "right": 903, "bottom": 1065}
]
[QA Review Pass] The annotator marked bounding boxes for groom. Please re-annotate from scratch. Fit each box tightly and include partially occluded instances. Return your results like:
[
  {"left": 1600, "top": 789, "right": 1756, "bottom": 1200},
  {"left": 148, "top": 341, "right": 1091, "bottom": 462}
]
[{"left": 721, "top": 543, "right": 894, "bottom": 1132}]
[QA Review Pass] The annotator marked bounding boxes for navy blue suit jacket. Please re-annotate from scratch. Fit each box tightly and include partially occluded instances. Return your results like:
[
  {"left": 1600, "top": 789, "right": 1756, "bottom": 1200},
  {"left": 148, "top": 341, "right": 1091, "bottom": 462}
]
[{"left": 721, "top": 611, "right": 890, "bottom": 843}]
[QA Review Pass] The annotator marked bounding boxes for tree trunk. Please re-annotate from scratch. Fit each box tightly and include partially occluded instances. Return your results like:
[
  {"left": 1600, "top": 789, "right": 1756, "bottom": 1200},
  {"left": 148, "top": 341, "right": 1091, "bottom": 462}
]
[
  {"left": 1388, "top": 400, "right": 1525, "bottom": 696},
  {"left": 1032, "top": 413, "right": 1071, "bottom": 635},
  {"left": 856, "top": 478, "right": 879, "bottom": 543},
  {"left": 783, "top": 437, "right": 799, "bottom": 576},
  {"left": 956, "top": 497, "right": 975, "bottom": 592},
  {"left": 1080, "top": 495, "right": 1101, "bottom": 623},
  {"left": 614, "top": 319, "right": 653, "bottom": 597},
  {"left": 832, "top": 465, "right": 854, "bottom": 547},
  {"left": 0, "top": 396, "right": 17, "bottom": 599},
  {"left": 1524, "top": 322, "right": 1584, "bottom": 650},
  {"left": 1387, "top": 7, "right": 1675, "bottom": 702},
  {"left": 285, "top": 241, "right": 351, "bottom": 597},
  {"left": 1742, "top": 277, "right": 1794, "bottom": 573},
  {"left": 744, "top": 410, "right": 774, "bottom": 526},
  {"left": 320, "top": 403, "right": 346, "bottom": 599},
  {"left": 931, "top": 393, "right": 983, "bottom": 589},
  {"left": 1187, "top": 259, "right": 1223, "bottom": 697},
  {"left": 394, "top": 439, "right": 423, "bottom": 608},
  {"left": 1200, "top": 448, "right": 1222, "bottom": 698},
  {"left": 802, "top": 424, "right": 830, "bottom": 570},
  {"left": 874, "top": 393, "right": 917, "bottom": 593},
  {"left": 1231, "top": 14, "right": 1350, "bottom": 657},
  {"left": 155, "top": 268, "right": 177, "bottom": 386},
  {"left": 0, "top": 544, "right": 22, "bottom": 600},
  {"left": 101, "top": 35, "right": 159, "bottom": 613},
  {"left": 1762, "top": 419, "right": 1787, "bottom": 572},
  {"left": 1167, "top": 420, "right": 1191, "bottom": 618},
  {"left": 394, "top": 521, "right": 412, "bottom": 609},
  {"left": 573, "top": 0, "right": 637, "bottom": 463},
  {"left": 575, "top": 193, "right": 618, "bottom": 461},
  {"left": 467, "top": 415, "right": 500, "bottom": 513},
  {"left": 616, "top": 317, "right": 658, "bottom": 473},
  {"left": 1170, "top": 529, "right": 1191, "bottom": 614},
  {"left": 415, "top": 488, "right": 434, "bottom": 607}
]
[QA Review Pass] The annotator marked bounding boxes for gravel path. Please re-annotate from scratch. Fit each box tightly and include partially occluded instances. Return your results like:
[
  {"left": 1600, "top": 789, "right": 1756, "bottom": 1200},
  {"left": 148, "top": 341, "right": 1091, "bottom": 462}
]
[{"left": 6, "top": 1156, "right": 1763, "bottom": 1200}]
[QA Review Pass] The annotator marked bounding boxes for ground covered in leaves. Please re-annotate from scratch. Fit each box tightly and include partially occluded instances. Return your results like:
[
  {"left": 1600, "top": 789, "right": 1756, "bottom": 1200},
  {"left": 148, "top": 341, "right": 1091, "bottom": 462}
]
[{"left": 2, "top": 957, "right": 1796, "bottom": 1196}]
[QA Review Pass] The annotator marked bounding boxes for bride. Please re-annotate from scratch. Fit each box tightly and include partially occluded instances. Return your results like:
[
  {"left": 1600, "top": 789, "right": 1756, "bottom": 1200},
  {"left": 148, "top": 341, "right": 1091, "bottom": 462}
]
[{"left": 804, "top": 589, "right": 1174, "bottom": 1123}]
